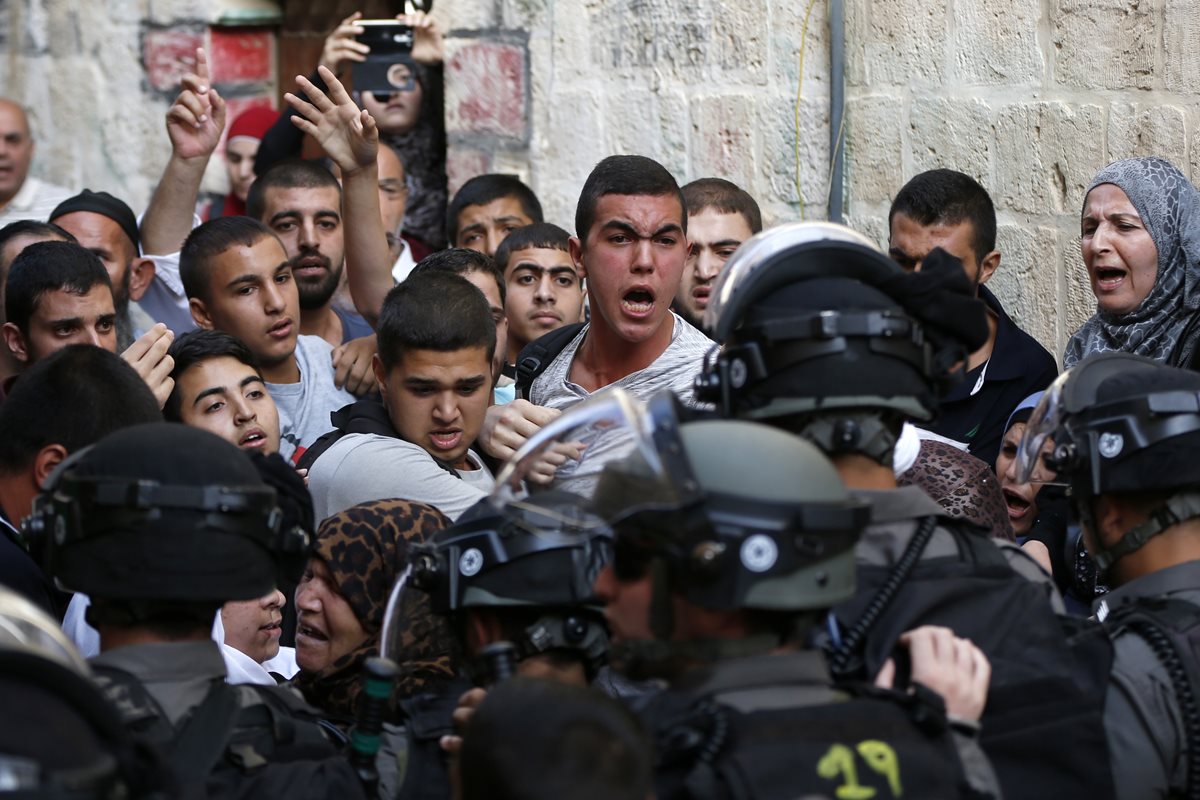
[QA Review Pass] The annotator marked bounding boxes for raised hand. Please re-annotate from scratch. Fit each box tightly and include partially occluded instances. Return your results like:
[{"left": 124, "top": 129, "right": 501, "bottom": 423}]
[
  {"left": 165, "top": 47, "right": 226, "bottom": 161},
  {"left": 319, "top": 12, "right": 370, "bottom": 74},
  {"left": 398, "top": 11, "right": 445, "bottom": 66},
  {"left": 121, "top": 323, "right": 175, "bottom": 409},
  {"left": 285, "top": 65, "right": 378, "bottom": 176}
]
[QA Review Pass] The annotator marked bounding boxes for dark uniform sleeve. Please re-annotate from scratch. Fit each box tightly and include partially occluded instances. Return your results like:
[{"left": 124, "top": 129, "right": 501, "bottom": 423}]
[{"left": 0, "top": 529, "right": 59, "bottom": 617}]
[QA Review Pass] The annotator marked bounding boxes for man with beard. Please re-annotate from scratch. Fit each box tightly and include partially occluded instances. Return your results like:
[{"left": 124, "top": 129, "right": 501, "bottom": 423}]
[
  {"left": 887, "top": 169, "right": 1057, "bottom": 466},
  {"left": 50, "top": 190, "right": 157, "bottom": 351},
  {"left": 247, "top": 160, "right": 373, "bottom": 346}
]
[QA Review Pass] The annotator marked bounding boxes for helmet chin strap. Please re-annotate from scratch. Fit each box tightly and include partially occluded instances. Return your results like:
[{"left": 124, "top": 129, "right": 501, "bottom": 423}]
[{"left": 1086, "top": 490, "right": 1200, "bottom": 572}]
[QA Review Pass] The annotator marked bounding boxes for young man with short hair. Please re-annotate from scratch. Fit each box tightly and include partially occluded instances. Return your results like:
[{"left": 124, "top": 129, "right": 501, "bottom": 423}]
[
  {"left": 411, "top": 248, "right": 509, "bottom": 396},
  {"left": 494, "top": 222, "right": 584, "bottom": 366},
  {"left": 164, "top": 329, "right": 281, "bottom": 455},
  {"left": 888, "top": 169, "right": 1057, "bottom": 465},
  {"left": 447, "top": 174, "right": 543, "bottom": 255},
  {"left": 672, "top": 177, "right": 762, "bottom": 330},
  {"left": 302, "top": 270, "right": 496, "bottom": 522},
  {"left": 0, "top": 345, "right": 160, "bottom": 615},
  {"left": 180, "top": 216, "right": 354, "bottom": 464},
  {"left": 480, "top": 156, "right": 712, "bottom": 479},
  {"left": 0, "top": 221, "right": 76, "bottom": 381},
  {"left": 2, "top": 241, "right": 118, "bottom": 364}
]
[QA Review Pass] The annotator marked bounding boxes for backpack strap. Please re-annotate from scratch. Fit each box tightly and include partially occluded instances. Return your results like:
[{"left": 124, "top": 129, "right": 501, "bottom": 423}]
[
  {"left": 514, "top": 323, "right": 585, "bottom": 400},
  {"left": 826, "top": 515, "right": 939, "bottom": 681},
  {"left": 92, "top": 664, "right": 240, "bottom": 786},
  {"left": 297, "top": 399, "right": 397, "bottom": 471},
  {"left": 168, "top": 680, "right": 241, "bottom": 783},
  {"left": 1105, "top": 597, "right": 1200, "bottom": 800}
]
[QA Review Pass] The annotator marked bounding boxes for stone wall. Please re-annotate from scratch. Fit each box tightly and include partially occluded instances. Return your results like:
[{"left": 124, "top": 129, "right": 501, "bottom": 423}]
[{"left": 6, "top": 0, "right": 1200, "bottom": 357}]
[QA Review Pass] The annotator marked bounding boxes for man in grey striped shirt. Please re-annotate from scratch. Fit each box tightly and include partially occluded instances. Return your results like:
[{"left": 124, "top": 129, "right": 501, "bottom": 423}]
[{"left": 480, "top": 155, "right": 714, "bottom": 491}]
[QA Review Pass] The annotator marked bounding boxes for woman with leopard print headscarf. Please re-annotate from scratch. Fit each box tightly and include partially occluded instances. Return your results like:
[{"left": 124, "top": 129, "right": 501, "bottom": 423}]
[
  {"left": 1065, "top": 156, "right": 1200, "bottom": 369},
  {"left": 293, "top": 498, "right": 458, "bottom": 726}
]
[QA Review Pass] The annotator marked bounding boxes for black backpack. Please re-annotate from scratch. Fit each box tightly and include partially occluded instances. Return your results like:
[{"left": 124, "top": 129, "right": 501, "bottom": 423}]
[
  {"left": 1099, "top": 595, "right": 1200, "bottom": 800},
  {"left": 92, "top": 665, "right": 366, "bottom": 800},
  {"left": 645, "top": 680, "right": 991, "bottom": 800},
  {"left": 826, "top": 515, "right": 1115, "bottom": 800},
  {"left": 514, "top": 323, "right": 585, "bottom": 400}
]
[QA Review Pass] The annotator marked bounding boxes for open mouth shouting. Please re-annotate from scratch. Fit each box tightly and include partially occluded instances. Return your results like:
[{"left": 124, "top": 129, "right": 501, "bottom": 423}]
[
  {"left": 1002, "top": 487, "right": 1033, "bottom": 523},
  {"left": 429, "top": 428, "right": 463, "bottom": 453},
  {"left": 621, "top": 287, "right": 656, "bottom": 318},
  {"left": 1093, "top": 264, "right": 1128, "bottom": 293}
]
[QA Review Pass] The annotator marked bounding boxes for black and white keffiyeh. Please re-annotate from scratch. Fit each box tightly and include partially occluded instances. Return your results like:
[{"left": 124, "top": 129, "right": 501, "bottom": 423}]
[{"left": 1065, "top": 157, "right": 1200, "bottom": 368}]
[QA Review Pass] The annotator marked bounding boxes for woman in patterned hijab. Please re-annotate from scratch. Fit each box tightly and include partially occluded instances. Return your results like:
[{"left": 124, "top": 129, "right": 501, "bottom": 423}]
[
  {"left": 1065, "top": 156, "right": 1200, "bottom": 368},
  {"left": 293, "top": 499, "right": 458, "bottom": 726}
]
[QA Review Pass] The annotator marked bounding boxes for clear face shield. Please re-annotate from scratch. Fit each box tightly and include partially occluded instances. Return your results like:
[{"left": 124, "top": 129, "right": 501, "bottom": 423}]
[
  {"left": 1015, "top": 370, "right": 1071, "bottom": 485},
  {"left": 490, "top": 387, "right": 681, "bottom": 507}
]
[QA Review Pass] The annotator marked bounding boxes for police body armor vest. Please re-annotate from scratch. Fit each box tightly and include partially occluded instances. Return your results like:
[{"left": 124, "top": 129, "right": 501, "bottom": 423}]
[
  {"left": 92, "top": 664, "right": 365, "bottom": 800},
  {"left": 643, "top": 681, "right": 986, "bottom": 800},
  {"left": 828, "top": 515, "right": 1115, "bottom": 800},
  {"left": 1101, "top": 595, "right": 1200, "bottom": 800}
]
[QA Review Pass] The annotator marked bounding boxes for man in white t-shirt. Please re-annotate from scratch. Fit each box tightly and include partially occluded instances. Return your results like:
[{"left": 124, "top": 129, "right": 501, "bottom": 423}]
[
  {"left": 0, "top": 99, "right": 71, "bottom": 228},
  {"left": 180, "top": 216, "right": 355, "bottom": 463},
  {"left": 304, "top": 268, "right": 497, "bottom": 522},
  {"left": 482, "top": 155, "right": 713, "bottom": 474}
]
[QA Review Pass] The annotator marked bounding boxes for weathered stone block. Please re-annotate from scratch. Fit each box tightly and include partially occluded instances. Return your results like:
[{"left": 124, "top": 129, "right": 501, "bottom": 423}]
[
  {"left": 1107, "top": 102, "right": 1188, "bottom": 168},
  {"left": 447, "top": 147, "right": 493, "bottom": 198},
  {"left": 445, "top": 40, "right": 528, "bottom": 139},
  {"left": 690, "top": 94, "right": 757, "bottom": 193},
  {"left": 863, "top": 0, "right": 947, "bottom": 85},
  {"left": 1164, "top": 0, "right": 1200, "bottom": 92},
  {"left": 991, "top": 224, "right": 1061, "bottom": 352},
  {"left": 532, "top": 89, "right": 605, "bottom": 228},
  {"left": 908, "top": 96, "right": 992, "bottom": 181},
  {"left": 756, "top": 93, "right": 829, "bottom": 217},
  {"left": 583, "top": 0, "right": 766, "bottom": 85},
  {"left": 143, "top": 27, "right": 203, "bottom": 92},
  {"left": 845, "top": 95, "right": 904, "bottom": 206},
  {"left": 1062, "top": 229, "right": 1096, "bottom": 353},
  {"left": 1052, "top": 0, "right": 1155, "bottom": 90},
  {"left": 209, "top": 27, "right": 273, "bottom": 84},
  {"left": 953, "top": 0, "right": 1042, "bottom": 85},
  {"left": 993, "top": 101, "right": 1106, "bottom": 215}
]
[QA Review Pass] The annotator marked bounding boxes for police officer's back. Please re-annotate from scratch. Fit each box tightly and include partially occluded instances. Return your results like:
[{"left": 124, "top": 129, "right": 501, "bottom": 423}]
[
  {"left": 1019, "top": 353, "right": 1200, "bottom": 798},
  {"left": 697, "top": 222, "right": 1114, "bottom": 799},
  {"left": 25, "top": 423, "right": 367, "bottom": 800},
  {"left": 558, "top": 390, "right": 1001, "bottom": 799}
]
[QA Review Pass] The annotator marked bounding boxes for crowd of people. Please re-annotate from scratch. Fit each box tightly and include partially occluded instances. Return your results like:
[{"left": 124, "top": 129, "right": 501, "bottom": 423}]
[{"left": 3, "top": 9, "right": 1200, "bottom": 800}]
